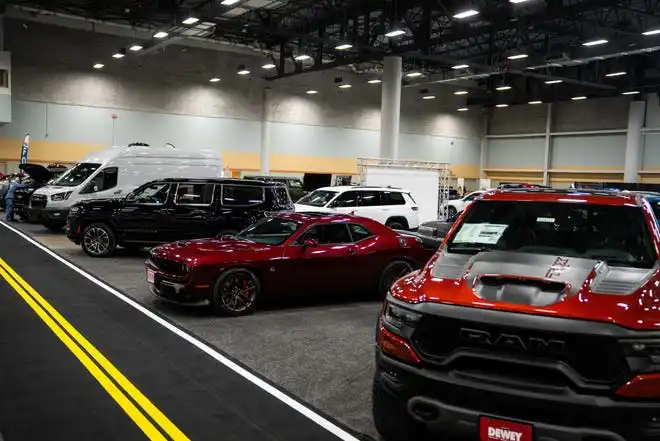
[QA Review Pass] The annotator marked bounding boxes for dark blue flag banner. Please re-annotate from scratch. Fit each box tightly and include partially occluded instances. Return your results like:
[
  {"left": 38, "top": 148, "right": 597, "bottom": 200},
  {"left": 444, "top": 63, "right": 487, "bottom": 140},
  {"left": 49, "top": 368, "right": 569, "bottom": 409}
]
[{"left": 19, "top": 134, "right": 29, "bottom": 165}]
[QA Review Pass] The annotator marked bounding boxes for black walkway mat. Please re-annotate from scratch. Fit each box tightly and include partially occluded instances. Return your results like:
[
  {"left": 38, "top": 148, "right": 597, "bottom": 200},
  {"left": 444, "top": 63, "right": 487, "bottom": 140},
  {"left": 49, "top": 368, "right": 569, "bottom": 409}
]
[{"left": 0, "top": 223, "right": 363, "bottom": 441}]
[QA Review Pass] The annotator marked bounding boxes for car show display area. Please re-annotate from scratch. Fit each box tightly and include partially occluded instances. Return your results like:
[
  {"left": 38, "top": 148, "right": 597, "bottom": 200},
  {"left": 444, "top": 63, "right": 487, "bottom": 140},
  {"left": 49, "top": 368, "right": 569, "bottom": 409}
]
[
  {"left": 0, "top": 222, "right": 370, "bottom": 441},
  {"left": 2, "top": 221, "right": 382, "bottom": 439}
]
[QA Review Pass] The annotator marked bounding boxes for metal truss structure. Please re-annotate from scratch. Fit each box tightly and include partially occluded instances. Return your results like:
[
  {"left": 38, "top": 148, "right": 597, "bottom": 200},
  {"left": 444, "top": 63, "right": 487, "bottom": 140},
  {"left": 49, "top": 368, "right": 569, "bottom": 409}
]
[{"left": 7, "top": 0, "right": 660, "bottom": 106}]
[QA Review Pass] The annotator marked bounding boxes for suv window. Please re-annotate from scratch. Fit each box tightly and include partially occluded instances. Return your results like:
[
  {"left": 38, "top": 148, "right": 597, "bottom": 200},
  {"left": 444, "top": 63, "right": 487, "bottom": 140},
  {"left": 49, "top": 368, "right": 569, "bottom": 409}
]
[
  {"left": 382, "top": 191, "right": 405, "bottom": 205},
  {"left": 446, "top": 200, "right": 657, "bottom": 268},
  {"left": 175, "top": 183, "right": 214, "bottom": 206},
  {"left": 127, "top": 183, "right": 171, "bottom": 205},
  {"left": 331, "top": 191, "right": 359, "bottom": 208},
  {"left": 83, "top": 167, "right": 118, "bottom": 194},
  {"left": 222, "top": 185, "right": 265, "bottom": 206},
  {"left": 348, "top": 223, "right": 374, "bottom": 241},
  {"left": 359, "top": 191, "right": 381, "bottom": 207}
]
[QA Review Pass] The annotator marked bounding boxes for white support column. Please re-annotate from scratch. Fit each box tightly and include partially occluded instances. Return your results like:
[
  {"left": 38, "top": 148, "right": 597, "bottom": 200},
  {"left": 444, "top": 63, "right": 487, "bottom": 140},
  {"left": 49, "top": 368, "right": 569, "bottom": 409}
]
[
  {"left": 260, "top": 87, "right": 271, "bottom": 175},
  {"left": 479, "top": 113, "right": 489, "bottom": 178},
  {"left": 624, "top": 100, "right": 646, "bottom": 183},
  {"left": 379, "top": 56, "right": 402, "bottom": 159},
  {"left": 543, "top": 103, "right": 553, "bottom": 185}
]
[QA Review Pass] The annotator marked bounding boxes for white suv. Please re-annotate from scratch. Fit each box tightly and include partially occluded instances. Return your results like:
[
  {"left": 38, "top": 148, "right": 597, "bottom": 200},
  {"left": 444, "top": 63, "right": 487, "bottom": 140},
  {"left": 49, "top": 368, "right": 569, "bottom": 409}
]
[
  {"left": 294, "top": 186, "right": 419, "bottom": 230},
  {"left": 441, "top": 190, "right": 487, "bottom": 218}
]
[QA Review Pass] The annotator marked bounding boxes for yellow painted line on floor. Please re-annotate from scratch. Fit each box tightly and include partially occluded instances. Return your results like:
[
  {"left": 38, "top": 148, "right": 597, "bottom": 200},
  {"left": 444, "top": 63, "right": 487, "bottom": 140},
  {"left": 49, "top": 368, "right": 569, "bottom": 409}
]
[{"left": 0, "top": 258, "right": 190, "bottom": 441}]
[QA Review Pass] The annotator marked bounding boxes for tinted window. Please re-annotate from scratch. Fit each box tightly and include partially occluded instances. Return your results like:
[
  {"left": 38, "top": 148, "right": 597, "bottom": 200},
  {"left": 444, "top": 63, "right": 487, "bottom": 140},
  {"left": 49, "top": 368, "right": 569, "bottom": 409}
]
[
  {"left": 234, "top": 217, "right": 301, "bottom": 245},
  {"left": 447, "top": 200, "right": 656, "bottom": 268},
  {"left": 348, "top": 223, "right": 374, "bottom": 241},
  {"left": 382, "top": 191, "right": 405, "bottom": 205},
  {"left": 84, "top": 167, "right": 118, "bottom": 193},
  {"left": 127, "top": 183, "right": 170, "bottom": 205},
  {"left": 297, "top": 224, "right": 353, "bottom": 244},
  {"left": 359, "top": 191, "right": 381, "bottom": 207},
  {"left": 175, "top": 183, "right": 214, "bottom": 205},
  {"left": 53, "top": 163, "right": 101, "bottom": 187},
  {"left": 297, "top": 189, "right": 338, "bottom": 207},
  {"left": 222, "top": 185, "right": 264, "bottom": 206},
  {"left": 332, "top": 191, "right": 359, "bottom": 208}
]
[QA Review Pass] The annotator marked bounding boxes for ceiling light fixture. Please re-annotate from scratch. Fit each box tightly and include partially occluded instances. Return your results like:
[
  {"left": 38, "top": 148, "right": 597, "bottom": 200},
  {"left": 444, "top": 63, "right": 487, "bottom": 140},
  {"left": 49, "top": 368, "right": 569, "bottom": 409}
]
[
  {"left": 262, "top": 63, "right": 276, "bottom": 69},
  {"left": 452, "top": 64, "right": 470, "bottom": 69},
  {"left": 510, "top": 0, "right": 530, "bottom": 3},
  {"left": 306, "top": 90, "right": 318, "bottom": 94},
  {"left": 182, "top": 17, "right": 199, "bottom": 25},
  {"left": 335, "top": 43, "right": 353, "bottom": 50},
  {"left": 385, "top": 29, "right": 406, "bottom": 37},
  {"left": 572, "top": 96, "right": 587, "bottom": 100},
  {"left": 237, "top": 69, "right": 250, "bottom": 75},
  {"left": 93, "top": 63, "right": 104, "bottom": 69},
  {"left": 457, "top": 107, "right": 469, "bottom": 111},
  {"left": 367, "top": 79, "right": 382, "bottom": 84},
  {"left": 294, "top": 54, "right": 311, "bottom": 61},
  {"left": 454, "top": 90, "right": 468, "bottom": 95},
  {"left": 209, "top": 77, "right": 221, "bottom": 83},
  {"left": 406, "top": 72, "right": 423, "bottom": 78},
  {"left": 528, "top": 100, "right": 542, "bottom": 104},
  {"left": 221, "top": 0, "right": 241, "bottom": 4},
  {"left": 112, "top": 52, "right": 125, "bottom": 59},
  {"left": 153, "top": 31, "right": 168, "bottom": 39},
  {"left": 582, "top": 39, "right": 607, "bottom": 46},
  {"left": 545, "top": 79, "right": 563, "bottom": 84},
  {"left": 643, "top": 29, "right": 660, "bottom": 36},
  {"left": 129, "top": 45, "right": 143, "bottom": 51},
  {"left": 623, "top": 91, "right": 640, "bottom": 95},
  {"left": 339, "top": 84, "right": 352, "bottom": 89},
  {"left": 454, "top": 9, "right": 479, "bottom": 19},
  {"left": 495, "top": 104, "right": 509, "bottom": 108},
  {"left": 496, "top": 85, "right": 512, "bottom": 91},
  {"left": 605, "top": 71, "right": 626, "bottom": 77},
  {"left": 507, "top": 54, "right": 528, "bottom": 60},
  {"left": 422, "top": 95, "right": 436, "bottom": 100}
]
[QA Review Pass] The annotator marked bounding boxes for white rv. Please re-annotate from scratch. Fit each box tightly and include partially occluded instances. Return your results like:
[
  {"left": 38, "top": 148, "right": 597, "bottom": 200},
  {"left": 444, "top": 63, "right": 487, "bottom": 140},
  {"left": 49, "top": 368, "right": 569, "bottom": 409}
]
[{"left": 30, "top": 143, "right": 223, "bottom": 231}]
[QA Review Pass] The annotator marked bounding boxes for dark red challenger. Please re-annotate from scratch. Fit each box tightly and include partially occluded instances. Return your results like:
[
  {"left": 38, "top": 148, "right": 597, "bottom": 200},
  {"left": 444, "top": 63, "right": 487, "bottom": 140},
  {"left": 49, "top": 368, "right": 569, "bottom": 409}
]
[{"left": 145, "top": 212, "right": 435, "bottom": 315}]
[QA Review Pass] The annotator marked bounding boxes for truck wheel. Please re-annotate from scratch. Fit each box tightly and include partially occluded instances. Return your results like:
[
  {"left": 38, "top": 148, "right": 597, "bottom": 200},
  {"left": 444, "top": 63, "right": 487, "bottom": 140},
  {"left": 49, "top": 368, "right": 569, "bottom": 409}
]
[
  {"left": 82, "top": 223, "right": 117, "bottom": 257},
  {"left": 211, "top": 268, "right": 260, "bottom": 316},
  {"left": 379, "top": 260, "right": 414, "bottom": 296},
  {"left": 44, "top": 220, "right": 65, "bottom": 232},
  {"left": 373, "top": 375, "right": 427, "bottom": 441}
]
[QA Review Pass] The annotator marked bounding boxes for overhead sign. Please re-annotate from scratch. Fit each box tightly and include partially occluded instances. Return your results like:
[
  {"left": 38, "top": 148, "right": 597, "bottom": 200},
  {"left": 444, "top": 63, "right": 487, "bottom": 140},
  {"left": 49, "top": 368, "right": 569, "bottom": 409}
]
[{"left": 19, "top": 134, "right": 29, "bottom": 165}]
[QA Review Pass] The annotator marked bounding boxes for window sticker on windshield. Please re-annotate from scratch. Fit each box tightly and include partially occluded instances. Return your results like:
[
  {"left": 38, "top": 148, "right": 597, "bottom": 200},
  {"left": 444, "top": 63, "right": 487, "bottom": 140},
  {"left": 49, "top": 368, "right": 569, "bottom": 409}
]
[
  {"left": 453, "top": 223, "right": 508, "bottom": 244},
  {"left": 536, "top": 217, "right": 555, "bottom": 223}
]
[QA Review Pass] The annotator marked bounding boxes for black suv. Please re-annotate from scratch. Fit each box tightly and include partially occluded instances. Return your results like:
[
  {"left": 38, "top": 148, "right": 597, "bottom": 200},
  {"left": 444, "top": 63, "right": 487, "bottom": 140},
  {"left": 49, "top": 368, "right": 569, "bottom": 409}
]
[{"left": 66, "top": 178, "right": 293, "bottom": 257}]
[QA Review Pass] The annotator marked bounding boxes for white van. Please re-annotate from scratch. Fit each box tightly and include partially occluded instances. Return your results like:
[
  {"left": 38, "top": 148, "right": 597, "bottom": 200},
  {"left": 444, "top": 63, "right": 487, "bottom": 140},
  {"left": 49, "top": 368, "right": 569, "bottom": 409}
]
[{"left": 30, "top": 143, "right": 223, "bottom": 231}]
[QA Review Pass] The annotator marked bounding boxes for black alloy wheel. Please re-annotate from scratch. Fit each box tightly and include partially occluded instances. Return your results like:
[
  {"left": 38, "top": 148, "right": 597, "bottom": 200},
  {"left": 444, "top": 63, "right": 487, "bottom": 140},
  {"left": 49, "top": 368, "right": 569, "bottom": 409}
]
[
  {"left": 379, "top": 260, "right": 415, "bottom": 296},
  {"left": 81, "top": 223, "right": 117, "bottom": 257},
  {"left": 446, "top": 206, "right": 457, "bottom": 219},
  {"left": 212, "top": 268, "right": 260, "bottom": 316}
]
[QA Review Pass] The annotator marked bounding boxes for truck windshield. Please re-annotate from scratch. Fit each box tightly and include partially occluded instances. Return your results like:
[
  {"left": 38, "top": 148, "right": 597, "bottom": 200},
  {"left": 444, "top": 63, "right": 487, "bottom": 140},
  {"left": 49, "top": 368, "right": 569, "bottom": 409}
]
[
  {"left": 446, "top": 200, "right": 657, "bottom": 268},
  {"left": 234, "top": 217, "right": 302, "bottom": 245},
  {"left": 53, "top": 163, "right": 101, "bottom": 187},
  {"left": 296, "top": 190, "right": 337, "bottom": 207}
]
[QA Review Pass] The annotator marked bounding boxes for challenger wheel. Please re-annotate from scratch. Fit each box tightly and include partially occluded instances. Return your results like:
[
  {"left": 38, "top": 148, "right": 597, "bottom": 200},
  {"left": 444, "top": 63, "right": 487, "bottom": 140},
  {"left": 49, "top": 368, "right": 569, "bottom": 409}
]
[
  {"left": 82, "top": 223, "right": 117, "bottom": 257},
  {"left": 211, "top": 268, "right": 260, "bottom": 316},
  {"left": 373, "top": 375, "right": 427, "bottom": 441},
  {"left": 379, "top": 260, "right": 415, "bottom": 296}
]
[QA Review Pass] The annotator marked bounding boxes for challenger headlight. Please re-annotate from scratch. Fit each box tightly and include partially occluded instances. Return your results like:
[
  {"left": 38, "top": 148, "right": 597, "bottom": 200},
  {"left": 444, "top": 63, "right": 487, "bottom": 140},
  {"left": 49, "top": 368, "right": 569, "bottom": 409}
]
[{"left": 51, "top": 191, "right": 73, "bottom": 201}]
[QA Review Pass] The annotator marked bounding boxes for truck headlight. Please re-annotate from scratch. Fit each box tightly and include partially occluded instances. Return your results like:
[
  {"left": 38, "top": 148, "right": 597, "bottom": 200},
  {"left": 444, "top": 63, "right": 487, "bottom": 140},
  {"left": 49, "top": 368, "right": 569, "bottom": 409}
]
[{"left": 51, "top": 191, "right": 73, "bottom": 201}]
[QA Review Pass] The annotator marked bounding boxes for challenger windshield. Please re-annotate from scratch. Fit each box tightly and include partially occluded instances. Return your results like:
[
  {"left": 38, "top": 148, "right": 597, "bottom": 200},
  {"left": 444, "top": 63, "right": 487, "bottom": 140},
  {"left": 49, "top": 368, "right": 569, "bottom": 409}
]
[
  {"left": 296, "top": 190, "right": 338, "bottom": 207},
  {"left": 53, "top": 163, "right": 101, "bottom": 187},
  {"left": 234, "top": 217, "right": 302, "bottom": 245},
  {"left": 447, "top": 200, "right": 656, "bottom": 268}
]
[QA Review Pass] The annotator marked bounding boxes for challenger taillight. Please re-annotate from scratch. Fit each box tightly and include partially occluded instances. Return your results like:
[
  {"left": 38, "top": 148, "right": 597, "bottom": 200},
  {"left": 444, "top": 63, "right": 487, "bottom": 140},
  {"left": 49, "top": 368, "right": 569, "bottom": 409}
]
[
  {"left": 377, "top": 301, "right": 422, "bottom": 365},
  {"left": 616, "top": 373, "right": 660, "bottom": 398}
]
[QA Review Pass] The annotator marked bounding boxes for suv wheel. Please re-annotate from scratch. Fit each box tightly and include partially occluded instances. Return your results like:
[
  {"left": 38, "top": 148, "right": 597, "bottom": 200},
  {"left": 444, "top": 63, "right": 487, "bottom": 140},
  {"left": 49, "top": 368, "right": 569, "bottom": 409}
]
[
  {"left": 82, "top": 223, "right": 117, "bottom": 257},
  {"left": 446, "top": 206, "right": 457, "bottom": 219},
  {"left": 379, "top": 260, "right": 414, "bottom": 296},
  {"left": 373, "top": 375, "right": 427, "bottom": 441},
  {"left": 386, "top": 217, "right": 409, "bottom": 230},
  {"left": 211, "top": 268, "right": 260, "bottom": 316}
]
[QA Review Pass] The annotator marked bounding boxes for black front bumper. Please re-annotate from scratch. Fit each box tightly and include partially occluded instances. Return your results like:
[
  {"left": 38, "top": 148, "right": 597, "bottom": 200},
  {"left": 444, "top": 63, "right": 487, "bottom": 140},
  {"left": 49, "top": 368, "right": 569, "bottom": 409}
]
[{"left": 32, "top": 207, "right": 69, "bottom": 224}]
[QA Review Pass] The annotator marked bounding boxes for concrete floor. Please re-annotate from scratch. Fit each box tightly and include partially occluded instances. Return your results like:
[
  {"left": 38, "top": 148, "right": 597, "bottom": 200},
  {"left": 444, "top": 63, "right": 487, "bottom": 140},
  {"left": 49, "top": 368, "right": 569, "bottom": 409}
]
[{"left": 11, "top": 221, "right": 382, "bottom": 440}]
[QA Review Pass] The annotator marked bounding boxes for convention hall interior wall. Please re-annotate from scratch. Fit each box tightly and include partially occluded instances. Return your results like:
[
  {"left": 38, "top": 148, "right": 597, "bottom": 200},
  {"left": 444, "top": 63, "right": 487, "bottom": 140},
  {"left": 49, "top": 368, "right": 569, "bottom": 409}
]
[
  {"left": 485, "top": 95, "right": 660, "bottom": 186},
  {"left": 0, "top": 19, "right": 482, "bottom": 179}
]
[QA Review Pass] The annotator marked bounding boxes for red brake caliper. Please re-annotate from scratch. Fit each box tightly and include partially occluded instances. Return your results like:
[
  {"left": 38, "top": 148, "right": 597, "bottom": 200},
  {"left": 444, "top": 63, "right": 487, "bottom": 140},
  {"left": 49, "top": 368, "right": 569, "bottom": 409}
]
[{"left": 242, "top": 279, "right": 250, "bottom": 299}]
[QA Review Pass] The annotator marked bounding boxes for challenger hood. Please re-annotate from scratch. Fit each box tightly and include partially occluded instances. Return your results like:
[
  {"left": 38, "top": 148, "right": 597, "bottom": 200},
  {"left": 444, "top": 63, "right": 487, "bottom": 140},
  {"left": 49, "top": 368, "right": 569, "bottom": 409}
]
[
  {"left": 153, "top": 237, "right": 274, "bottom": 262},
  {"left": 394, "top": 250, "right": 660, "bottom": 329}
]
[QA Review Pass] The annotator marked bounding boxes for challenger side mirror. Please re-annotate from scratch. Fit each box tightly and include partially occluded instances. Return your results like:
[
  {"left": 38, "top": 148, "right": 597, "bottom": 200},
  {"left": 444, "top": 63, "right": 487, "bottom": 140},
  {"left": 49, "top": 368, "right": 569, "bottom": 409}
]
[{"left": 303, "top": 238, "right": 318, "bottom": 247}]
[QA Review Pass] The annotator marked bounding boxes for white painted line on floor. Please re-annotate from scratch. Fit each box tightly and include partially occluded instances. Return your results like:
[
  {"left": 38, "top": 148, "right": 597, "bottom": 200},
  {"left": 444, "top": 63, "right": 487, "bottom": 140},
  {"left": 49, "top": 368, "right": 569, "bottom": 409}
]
[{"left": 0, "top": 221, "right": 361, "bottom": 441}]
